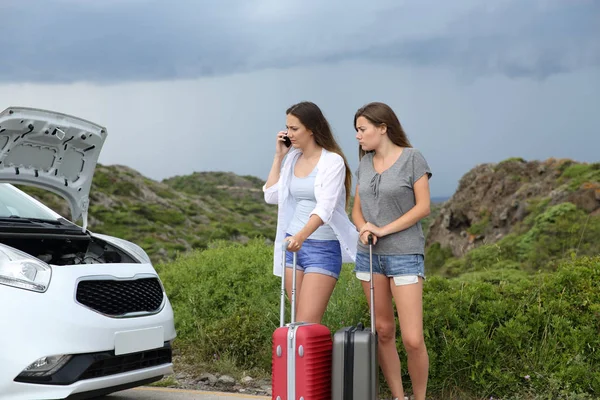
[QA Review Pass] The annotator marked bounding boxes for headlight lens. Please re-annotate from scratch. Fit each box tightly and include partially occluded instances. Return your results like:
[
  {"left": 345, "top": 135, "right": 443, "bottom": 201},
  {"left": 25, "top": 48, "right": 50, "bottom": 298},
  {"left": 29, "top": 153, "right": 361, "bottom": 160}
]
[{"left": 0, "top": 246, "right": 52, "bottom": 292}]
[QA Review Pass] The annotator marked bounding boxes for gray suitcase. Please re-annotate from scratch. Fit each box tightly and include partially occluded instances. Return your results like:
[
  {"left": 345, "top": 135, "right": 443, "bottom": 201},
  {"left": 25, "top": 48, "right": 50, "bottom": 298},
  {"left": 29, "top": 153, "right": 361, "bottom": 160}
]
[{"left": 331, "top": 235, "right": 378, "bottom": 400}]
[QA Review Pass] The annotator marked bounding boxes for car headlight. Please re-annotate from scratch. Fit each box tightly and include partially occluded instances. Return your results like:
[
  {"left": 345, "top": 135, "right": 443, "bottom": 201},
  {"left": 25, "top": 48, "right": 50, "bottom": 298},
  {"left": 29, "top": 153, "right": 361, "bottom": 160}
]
[{"left": 0, "top": 245, "right": 52, "bottom": 293}]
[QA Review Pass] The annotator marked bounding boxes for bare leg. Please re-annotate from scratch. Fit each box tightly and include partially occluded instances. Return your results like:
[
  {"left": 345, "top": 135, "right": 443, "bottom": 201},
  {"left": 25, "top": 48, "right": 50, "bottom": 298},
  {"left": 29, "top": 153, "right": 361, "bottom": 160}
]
[
  {"left": 362, "top": 275, "right": 404, "bottom": 399},
  {"left": 391, "top": 277, "right": 428, "bottom": 400},
  {"left": 295, "top": 273, "right": 337, "bottom": 323}
]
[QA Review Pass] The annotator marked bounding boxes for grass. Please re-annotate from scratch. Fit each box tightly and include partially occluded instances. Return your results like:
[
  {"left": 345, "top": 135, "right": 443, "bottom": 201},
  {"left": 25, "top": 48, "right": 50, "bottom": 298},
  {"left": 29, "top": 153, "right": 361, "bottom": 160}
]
[
  {"left": 18, "top": 165, "right": 278, "bottom": 263},
  {"left": 468, "top": 210, "right": 491, "bottom": 236},
  {"left": 435, "top": 201, "right": 600, "bottom": 277},
  {"left": 149, "top": 375, "right": 178, "bottom": 388},
  {"left": 158, "top": 239, "right": 600, "bottom": 399},
  {"left": 560, "top": 163, "right": 600, "bottom": 191},
  {"left": 12, "top": 158, "right": 600, "bottom": 398}
]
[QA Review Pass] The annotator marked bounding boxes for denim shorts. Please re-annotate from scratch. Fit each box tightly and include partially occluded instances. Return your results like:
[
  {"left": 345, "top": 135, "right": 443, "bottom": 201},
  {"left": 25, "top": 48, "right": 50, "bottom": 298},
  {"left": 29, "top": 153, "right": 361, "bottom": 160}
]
[
  {"left": 353, "top": 252, "right": 426, "bottom": 285},
  {"left": 285, "top": 233, "right": 342, "bottom": 279}
]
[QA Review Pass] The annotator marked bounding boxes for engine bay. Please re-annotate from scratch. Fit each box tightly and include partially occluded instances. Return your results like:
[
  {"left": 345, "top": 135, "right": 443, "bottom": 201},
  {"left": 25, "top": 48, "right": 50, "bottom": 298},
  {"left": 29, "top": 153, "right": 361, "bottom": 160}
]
[{"left": 0, "top": 234, "right": 138, "bottom": 265}]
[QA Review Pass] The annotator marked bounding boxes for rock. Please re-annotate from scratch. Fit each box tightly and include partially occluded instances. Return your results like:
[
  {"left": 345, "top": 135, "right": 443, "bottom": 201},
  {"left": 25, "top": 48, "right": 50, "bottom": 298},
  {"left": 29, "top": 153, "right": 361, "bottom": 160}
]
[
  {"left": 241, "top": 376, "right": 254, "bottom": 384},
  {"left": 218, "top": 375, "right": 236, "bottom": 385},
  {"left": 261, "top": 385, "right": 272, "bottom": 396},
  {"left": 514, "top": 203, "right": 528, "bottom": 222},
  {"left": 442, "top": 210, "right": 451, "bottom": 229},
  {"left": 198, "top": 373, "right": 218, "bottom": 384},
  {"left": 425, "top": 158, "right": 597, "bottom": 257},
  {"left": 567, "top": 188, "right": 600, "bottom": 213},
  {"left": 235, "top": 235, "right": 250, "bottom": 244}
]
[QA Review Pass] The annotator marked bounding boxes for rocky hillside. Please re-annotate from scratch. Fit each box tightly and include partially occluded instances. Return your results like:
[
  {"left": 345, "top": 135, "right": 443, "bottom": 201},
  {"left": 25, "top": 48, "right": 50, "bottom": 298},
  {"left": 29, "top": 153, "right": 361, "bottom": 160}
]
[
  {"left": 426, "top": 157, "right": 600, "bottom": 257},
  {"left": 17, "top": 157, "right": 599, "bottom": 269},
  {"left": 17, "top": 165, "right": 277, "bottom": 263}
]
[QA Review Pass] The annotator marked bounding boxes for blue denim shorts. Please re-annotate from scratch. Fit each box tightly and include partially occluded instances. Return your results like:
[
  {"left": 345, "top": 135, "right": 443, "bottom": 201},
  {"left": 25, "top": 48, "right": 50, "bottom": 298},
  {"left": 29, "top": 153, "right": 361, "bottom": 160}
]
[
  {"left": 353, "top": 252, "right": 426, "bottom": 285},
  {"left": 285, "top": 233, "right": 342, "bottom": 279}
]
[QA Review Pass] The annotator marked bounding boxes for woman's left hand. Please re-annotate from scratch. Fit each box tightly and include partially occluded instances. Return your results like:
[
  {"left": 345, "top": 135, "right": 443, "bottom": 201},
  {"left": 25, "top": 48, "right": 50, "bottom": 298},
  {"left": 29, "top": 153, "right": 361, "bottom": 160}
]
[
  {"left": 359, "top": 222, "right": 384, "bottom": 238},
  {"left": 285, "top": 235, "right": 305, "bottom": 252}
]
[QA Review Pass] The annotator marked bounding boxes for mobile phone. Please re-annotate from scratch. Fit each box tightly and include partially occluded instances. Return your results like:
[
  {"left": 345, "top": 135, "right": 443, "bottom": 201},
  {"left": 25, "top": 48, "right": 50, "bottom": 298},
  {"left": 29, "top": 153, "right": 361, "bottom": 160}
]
[{"left": 283, "top": 135, "right": 291, "bottom": 147}]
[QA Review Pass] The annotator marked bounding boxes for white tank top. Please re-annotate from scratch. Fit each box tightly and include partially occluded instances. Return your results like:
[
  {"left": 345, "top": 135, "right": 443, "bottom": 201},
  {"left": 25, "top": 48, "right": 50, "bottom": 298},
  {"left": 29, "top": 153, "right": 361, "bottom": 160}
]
[{"left": 286, "top": 158, "right": 337, "bottom": 240}]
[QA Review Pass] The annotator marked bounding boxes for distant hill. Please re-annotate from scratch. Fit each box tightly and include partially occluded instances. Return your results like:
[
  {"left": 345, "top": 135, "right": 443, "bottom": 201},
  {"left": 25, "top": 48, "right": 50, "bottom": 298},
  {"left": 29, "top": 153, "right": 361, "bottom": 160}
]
[
  {"left": 425, "top": 157, "right": 600, "bottom": 275},
  {"left": 17, "top": 164, "right": 448, "bottom": 264},
  {"left": 18, "top": 166, "right": 278, "bottom": 263},
  {"left": 431, "top": 196, "right": 451, "bottom": 204},
  {"left": 17, "top": 157, "right": 599, "bottom": 270}
]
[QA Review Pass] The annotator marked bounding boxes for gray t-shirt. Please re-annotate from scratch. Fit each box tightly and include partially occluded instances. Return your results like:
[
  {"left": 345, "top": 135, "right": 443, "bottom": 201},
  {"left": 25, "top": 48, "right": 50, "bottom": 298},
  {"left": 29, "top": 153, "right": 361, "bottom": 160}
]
[{"left": 356, "top": 148, "right": 432, "bottom": 255}]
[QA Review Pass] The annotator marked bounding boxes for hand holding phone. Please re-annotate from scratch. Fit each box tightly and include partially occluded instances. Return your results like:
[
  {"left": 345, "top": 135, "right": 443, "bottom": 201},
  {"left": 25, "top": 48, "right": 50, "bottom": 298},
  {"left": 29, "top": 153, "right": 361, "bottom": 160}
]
[{"left": 276, "top": 131, "right": 292, "bottom": 155}]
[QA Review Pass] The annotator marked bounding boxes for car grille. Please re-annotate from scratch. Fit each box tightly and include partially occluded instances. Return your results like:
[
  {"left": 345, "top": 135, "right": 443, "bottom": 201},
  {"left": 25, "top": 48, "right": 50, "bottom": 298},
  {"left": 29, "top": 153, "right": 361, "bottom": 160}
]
[
  {"left": 79, "top": 345, "right": 172, "bottom": 381},
  {"left": 76, "top": 277, "right": 164, "bottom": 317}
]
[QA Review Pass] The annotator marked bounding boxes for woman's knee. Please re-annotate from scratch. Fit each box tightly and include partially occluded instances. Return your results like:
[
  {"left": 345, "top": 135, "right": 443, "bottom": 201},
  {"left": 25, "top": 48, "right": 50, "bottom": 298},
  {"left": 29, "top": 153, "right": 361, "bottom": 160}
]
[
  {"left": 402, "top": 333, "right": 426, "bottom": 353},
  {"left": 376, "top": 321, "right": 396, "bottom": 343}
]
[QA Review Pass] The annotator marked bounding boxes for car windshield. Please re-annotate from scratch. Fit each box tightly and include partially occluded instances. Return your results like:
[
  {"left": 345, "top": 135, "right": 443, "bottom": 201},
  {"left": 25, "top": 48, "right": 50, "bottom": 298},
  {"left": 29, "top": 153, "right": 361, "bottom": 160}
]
[{"left": 0, "top": 184, "right": 60, "bottom": 220}]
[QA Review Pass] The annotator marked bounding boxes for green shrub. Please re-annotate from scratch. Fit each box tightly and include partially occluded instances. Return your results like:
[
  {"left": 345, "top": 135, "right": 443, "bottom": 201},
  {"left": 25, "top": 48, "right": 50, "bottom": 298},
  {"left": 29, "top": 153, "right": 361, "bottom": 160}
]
[
  {"left": 159, "top": 240, "right": 600, "bottom": 399},
  {"left": 438, "top": 257, "right": 466, "bottom": 277},
  {"left": 158, "top": 239, "right": 368, "bottom": 372},
  {"left": 560, "top": 163, "right": 600, "bottom": 191},
  {"left": 425, "top": 242, "right": 454, "bottom": 274},
  {"left": 157, "top": 239, "right": 279, "bottom": 371},
  {"left": 499, "top": 157, "right": 527, "bottom": 165},
  {"left": 523, "top": 198, "right": 552, "bottom": 227},
  {"left": 517, "top": 203, "right": 600, "bottom": 269},
  {"left": 435, "top": 203, "right": 600, "bottom": 277},
  {"left": 423, "top": 256, "right": 600, "bottom": 398},
  {"left": 467, "top": 210, "right": 490, "bottom": 236}
]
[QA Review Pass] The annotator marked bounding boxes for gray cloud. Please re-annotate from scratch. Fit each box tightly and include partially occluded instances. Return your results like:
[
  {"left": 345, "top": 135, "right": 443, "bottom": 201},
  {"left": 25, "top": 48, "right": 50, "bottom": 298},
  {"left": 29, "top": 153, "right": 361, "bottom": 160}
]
[
  {"left": 0, "top": 0, "right": 598, "bottom": 83},
  {"left": 3, "top": 61, "right": 598, "bottom": 198}
]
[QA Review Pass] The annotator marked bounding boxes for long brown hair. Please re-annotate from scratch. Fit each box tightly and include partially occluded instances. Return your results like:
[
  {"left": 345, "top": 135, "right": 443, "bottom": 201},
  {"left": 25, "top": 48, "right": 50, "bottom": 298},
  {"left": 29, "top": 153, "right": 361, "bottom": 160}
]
[
  {"left": 354, "top": 102, "right": 412, "bottom": 160},
  {"left": 287, "top": 101, "right": 352, "bottom": 207}
]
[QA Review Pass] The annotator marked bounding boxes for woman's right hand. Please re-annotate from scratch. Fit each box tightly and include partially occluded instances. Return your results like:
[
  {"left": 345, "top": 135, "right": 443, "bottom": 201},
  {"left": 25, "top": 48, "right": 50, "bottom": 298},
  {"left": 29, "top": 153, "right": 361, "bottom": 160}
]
[
  {"left": 360, "top": 230, "right": 378, "bottom": 245},
  {"left": 275, "top": 130, "right": 292, "bottom": 157}
]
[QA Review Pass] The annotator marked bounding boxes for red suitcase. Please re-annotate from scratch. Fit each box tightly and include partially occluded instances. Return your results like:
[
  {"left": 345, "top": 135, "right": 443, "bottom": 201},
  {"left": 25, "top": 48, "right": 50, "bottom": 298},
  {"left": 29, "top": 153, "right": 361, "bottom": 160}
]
[{"left": 272, "top": 242, "right": 333, "bottom": 400}]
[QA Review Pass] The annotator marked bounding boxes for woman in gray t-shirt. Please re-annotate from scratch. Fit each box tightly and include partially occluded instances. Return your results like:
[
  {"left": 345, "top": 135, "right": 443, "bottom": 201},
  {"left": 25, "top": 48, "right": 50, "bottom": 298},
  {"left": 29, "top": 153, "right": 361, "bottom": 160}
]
[{"left": 351, "top": 102, "right": 432, "bottom": 400}]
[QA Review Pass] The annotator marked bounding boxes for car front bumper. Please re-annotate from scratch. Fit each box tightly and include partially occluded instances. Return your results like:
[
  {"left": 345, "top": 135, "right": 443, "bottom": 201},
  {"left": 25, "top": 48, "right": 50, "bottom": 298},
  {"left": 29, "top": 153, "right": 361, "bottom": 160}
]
[{"left": 0, "top": 262, "right": 177, "bottom": 400}]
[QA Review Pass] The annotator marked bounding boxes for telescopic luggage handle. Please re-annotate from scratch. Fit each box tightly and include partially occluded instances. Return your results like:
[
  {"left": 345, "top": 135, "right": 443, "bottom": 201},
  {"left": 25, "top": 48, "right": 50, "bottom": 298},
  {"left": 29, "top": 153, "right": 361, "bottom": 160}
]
[
  {"left": 368, "top": 234, "right": 375, "bottom": 334},
  {"left": 279, "top": 240, "right": 298, "bottom": 327}
]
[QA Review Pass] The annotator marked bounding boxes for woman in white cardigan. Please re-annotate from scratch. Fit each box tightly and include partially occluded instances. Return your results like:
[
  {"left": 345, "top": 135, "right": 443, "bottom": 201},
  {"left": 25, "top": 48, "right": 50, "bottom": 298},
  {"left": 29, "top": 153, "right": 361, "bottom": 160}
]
[{"left": 263, "top": 101, "right": 358, "bottom": 324}]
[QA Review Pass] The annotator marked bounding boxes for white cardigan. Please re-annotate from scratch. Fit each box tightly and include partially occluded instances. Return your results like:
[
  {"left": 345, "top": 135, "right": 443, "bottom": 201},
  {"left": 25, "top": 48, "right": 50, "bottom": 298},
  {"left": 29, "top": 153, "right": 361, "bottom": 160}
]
[{"left": 263, "top": 148, "right": 358, "bottom": 277}]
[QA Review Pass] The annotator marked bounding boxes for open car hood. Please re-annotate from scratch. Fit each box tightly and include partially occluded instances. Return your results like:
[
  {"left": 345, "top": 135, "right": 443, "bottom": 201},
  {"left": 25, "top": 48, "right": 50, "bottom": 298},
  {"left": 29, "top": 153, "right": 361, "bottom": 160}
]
[{"left": 0, "top": 107, "right": 107, "bottom": 231}]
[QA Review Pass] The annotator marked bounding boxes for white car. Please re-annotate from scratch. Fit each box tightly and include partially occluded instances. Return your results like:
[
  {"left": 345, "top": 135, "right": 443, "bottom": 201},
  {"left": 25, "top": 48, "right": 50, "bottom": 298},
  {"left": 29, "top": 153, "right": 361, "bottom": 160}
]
[{"left": 0, "top": 107, "right": 177, "bottom": 400}]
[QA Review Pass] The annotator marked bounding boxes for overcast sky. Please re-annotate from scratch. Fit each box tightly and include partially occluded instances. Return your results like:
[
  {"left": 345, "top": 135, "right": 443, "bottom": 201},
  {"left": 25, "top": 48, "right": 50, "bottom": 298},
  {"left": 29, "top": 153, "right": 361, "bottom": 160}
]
[{"left": 1, "top": 0, "right": 598, "bottom": 197}]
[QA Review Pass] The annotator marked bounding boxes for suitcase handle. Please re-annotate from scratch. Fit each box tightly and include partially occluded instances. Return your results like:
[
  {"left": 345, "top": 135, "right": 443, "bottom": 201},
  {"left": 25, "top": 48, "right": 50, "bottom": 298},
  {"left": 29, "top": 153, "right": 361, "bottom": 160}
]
[
  {"left": 279, "top": 239, "right": 298, "bottom": 327},
  {"left": 368, "top": 234, "right": 376, "bottom": 334}
]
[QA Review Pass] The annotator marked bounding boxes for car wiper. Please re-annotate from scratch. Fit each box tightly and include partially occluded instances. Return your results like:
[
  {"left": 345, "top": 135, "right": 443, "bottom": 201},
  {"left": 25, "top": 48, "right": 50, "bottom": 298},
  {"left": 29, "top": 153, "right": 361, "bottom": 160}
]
[
  {"left": 57, "top": 217, "right": 80, "bottom": 227},
  {"left": 0, "top": 216, "right": 63, "bottom": 225}
]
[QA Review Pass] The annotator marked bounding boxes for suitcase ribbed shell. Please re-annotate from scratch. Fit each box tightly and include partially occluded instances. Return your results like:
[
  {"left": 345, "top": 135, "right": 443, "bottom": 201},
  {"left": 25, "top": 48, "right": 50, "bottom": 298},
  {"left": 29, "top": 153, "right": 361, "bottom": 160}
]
[{"left": 272, "top": 323, "right": 332, "bottom": 400}]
